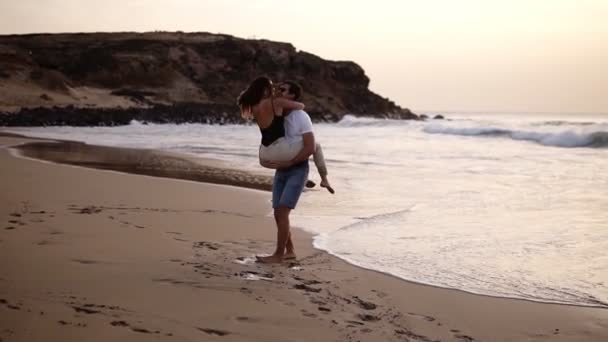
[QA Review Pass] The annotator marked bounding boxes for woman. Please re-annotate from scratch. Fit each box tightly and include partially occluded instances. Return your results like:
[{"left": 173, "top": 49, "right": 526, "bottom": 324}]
[{"left": 237, "top": 76, "right": 334, "bottom": 193}]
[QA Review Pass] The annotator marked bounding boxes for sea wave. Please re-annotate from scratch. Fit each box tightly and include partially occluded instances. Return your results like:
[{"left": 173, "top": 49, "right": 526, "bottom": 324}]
[
  {"left": 336, "top": 115, "right": 413, "bottom": 127},
  {"left": 424, "top": 123, "right": 608, "bottom": 148},
  {"left": 532, "top": 120, "right": 600, "bottom": 126}
]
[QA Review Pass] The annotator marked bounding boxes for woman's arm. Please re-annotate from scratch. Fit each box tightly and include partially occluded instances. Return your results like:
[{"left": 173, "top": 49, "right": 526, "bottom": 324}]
[{"left": 274, "top": 98, "right": 304, "bottom": 116}]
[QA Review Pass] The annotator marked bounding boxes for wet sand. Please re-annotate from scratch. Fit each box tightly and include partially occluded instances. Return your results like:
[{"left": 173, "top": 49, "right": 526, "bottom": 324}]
[{"left": 1, "top": 133, "right": 607, "bottom": 342}]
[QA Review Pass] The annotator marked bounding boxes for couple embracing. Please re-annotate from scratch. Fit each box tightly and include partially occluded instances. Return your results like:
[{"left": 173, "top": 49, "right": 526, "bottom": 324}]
[{"left": 237, "top": 76, "right": 334, "bottom": 264}]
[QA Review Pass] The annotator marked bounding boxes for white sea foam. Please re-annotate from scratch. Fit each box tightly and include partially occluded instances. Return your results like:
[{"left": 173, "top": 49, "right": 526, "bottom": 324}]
[
  {"left": 423, "top": 121, "right": 608, "bottom": 148},
  {"left": 6, "top": 112, "right": 608, "bottom": 307}
]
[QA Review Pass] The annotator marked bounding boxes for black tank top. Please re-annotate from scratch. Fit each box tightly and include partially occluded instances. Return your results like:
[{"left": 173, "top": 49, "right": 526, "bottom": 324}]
[{"left": 259, "top": 98, "right": 285, "bottom": 147}]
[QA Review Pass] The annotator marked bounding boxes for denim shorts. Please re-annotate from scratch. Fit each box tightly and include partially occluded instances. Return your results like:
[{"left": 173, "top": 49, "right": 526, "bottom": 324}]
[{"left": 272, "top": 161, "right": 309, "bottom": 209}]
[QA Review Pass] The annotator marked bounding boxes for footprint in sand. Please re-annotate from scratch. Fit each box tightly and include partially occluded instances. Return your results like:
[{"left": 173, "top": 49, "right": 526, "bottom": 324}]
[
  {"left": 110, "top": 321, "right": 161, "bottom": 335},
  {"left": 408, "top": 312, "right": 436, "bottom": 322},
  {"left": 0, "top": 299, "right": 21, "bottom": 310},
  {"left": 309, "top": 297, "right": 327, "bottom": 305},
  {"left": 72, "top": 306, "right": 100, "bottom": 314},
  {"left": 239, "top": 287, "right": 253, "bottom": 294},
  {"left": 197, "top": 327, "right": 230, "bottom": 336},
  {"left": 293, "top": 284, "right": 322, "bottom": 293},
  {"left": 57, "top": 320, "right": 87, "bottom": 327},
  {"left": 346, "top": 320, "right": 365, "bottom": 326},
  {"left": 71, "top": 206, "right": 103, "bottom": 214},
  {"left": 71, "top": 259, "right": 100, "bottom": 265},
  {"left": 353, "top": 296, "right": 378, "bottom": 310},
  {"left": 110, "top": 321, "right": 129, "bottom": 327},
  {"left": 234, "top": 256, "right": 256, "bottom": 265},
  {"left": 235, "top": 316, "right": 261, "bottom": 323},
  {"left": 455, "top": 334, "right": 475, "bottom": 341},
  {"left": 193, "top": 241, "right": 220, "bottom": 250},
  {"left": 238, "top": 271, "right": 274, "bottom": 281},
  {"left": 301, "top": 310, "right": 317, "bottom": 318},
  {"left": 357, "top": 313, "right": 380, "bottom": 322}
]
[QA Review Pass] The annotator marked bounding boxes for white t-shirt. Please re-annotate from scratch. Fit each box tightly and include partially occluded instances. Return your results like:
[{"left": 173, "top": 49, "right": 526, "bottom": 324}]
[{"left": 284, "top": 110, "right": 313, "bottom": 145}]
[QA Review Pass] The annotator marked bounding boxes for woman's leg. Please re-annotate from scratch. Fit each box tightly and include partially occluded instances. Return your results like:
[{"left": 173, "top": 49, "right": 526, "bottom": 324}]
[
  {"left": 260, "top": 139, "right": 334, "bottom": 194},
  {"left": 259, "top": 137, "right": 296, "bottom": 162},
  {"left": 313, "top": 143, "right": 334, "bottom": 194}
]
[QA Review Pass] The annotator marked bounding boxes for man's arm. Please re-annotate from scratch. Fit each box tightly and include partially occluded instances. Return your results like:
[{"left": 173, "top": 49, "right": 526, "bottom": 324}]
[
  {"left": 259, "top": 159, "right": 273, "bottom": 169},
  {"left": 290, "top": 132, "right": 315, "bottom": 164}
]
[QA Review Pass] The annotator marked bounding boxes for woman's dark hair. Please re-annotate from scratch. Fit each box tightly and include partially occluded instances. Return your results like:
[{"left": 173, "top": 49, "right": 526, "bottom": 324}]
[
  {"left": 282, "top": 80, "right": 302, "bottom": 101},
  {"left": 237, "top": 76, "right": 273, "bottom": 119}
]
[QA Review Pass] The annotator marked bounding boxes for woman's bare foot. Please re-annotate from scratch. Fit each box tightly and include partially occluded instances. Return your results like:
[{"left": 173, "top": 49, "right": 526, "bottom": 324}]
[
  {"left": 320, "top": 179, "right": 335, "bottom": 194},
  {"left": 255, "top": 255, "right": 284, "bottom": 264}
]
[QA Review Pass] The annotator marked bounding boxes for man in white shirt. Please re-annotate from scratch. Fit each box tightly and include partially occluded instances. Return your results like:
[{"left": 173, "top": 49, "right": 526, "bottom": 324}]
[{"left": 274, "top": 81, "right": 333, "bottom": 193}]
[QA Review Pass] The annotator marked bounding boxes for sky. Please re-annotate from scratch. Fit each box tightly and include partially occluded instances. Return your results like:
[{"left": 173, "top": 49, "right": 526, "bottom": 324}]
[{"left": 1, "top": 0, "right": 607, "bottom": 114}]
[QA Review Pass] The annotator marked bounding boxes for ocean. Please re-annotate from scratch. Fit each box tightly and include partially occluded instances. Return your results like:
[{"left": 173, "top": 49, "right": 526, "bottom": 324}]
[{"left": 6, "top": 112, "right": 608, "bottom": 308}]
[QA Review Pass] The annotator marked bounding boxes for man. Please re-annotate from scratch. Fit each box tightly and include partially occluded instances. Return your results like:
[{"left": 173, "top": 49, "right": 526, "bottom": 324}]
[
  {"left": 256, "top": 81, "right": 317, "bottom": 263},
  {"left": 276, "top": 81, "right": 334, "bottom": 194}
]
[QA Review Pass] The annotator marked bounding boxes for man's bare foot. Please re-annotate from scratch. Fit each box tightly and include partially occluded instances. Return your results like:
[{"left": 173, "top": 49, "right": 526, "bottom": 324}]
[
  {"left": 284, "top": 252, "right": 297, "bottom": 260},
  {"left": 320, "top": 180, "right": 335, "bottom": 194},
  {"left": 255, "top": 255, "right": 284, "bottom": 264},
  {"left": 305, "top": 180, "right": 316, "bottom": 188}
]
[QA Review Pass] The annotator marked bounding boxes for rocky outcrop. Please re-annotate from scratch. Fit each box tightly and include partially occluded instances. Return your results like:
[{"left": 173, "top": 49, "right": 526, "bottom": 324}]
[
  {"left": 0, "top": 32, "right": 417, "bottom": 126},
  {"left": 0, "top": 103, "right": 241, "bottom": 126}
]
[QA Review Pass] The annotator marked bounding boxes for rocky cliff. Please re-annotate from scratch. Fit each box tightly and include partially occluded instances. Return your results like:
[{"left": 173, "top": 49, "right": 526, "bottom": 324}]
[{"left": 0, "top": 32, "right": 416, "bottom": 126}]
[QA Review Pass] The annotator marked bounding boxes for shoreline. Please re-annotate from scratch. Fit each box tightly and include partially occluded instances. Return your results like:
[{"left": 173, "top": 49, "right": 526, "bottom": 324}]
[
  {"left": 3, "top": 132, "right": 273, "bottom": 192},
  {"left": 6, "top": 132, "right": 607, "bottom": 309},
  {"left": 319, "top": 243, "right": 608, "bottom": 310},
  {"left": 2, "top": 131, "right": 608, "bottom": 341}
]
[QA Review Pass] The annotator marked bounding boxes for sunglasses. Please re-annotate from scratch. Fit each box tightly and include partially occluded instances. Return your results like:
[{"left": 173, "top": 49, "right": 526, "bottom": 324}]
[{"left": 278, "top": 87, "right": 290, "bottom": 93}]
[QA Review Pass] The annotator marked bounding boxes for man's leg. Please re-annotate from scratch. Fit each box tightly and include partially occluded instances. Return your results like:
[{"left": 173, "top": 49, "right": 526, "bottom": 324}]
[
  {"left": 273, "top": 206, "right": 291, "bottom": 256},
  {"left": 285, "top": 231, "right": 296, "bottom": 259},
  {"left": 257, "top": 170, "right": 286, "bottom": 263},
  {"left": 257, "top": 163, "right": 308, "bottom": 263},
  {"left": 256, "top": 206, "right": 290, "bottom": 263}
]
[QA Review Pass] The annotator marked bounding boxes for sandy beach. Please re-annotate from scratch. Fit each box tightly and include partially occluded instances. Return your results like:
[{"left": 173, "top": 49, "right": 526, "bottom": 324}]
[{"left": 1, "top": 133, "right": 607, "bottom": 342}]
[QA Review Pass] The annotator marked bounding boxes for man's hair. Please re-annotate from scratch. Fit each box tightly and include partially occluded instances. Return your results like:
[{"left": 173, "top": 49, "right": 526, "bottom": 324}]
[{"left": 282, "top": 80, "right": 302, "bottom": 101}]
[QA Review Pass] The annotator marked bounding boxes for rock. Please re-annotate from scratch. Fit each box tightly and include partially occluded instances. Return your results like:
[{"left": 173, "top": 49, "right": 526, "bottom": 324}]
[
  {"left": 0, "top": 32, "right": 417, "bottom": 125},
  {"left": 433, "top": 114, "right": 444, "bottom": 119}
]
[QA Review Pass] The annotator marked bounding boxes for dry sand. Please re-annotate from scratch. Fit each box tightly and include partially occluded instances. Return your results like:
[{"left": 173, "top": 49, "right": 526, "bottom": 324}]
[
  {"left": 0, "top": 81, "right": 140, "bottom": 113},
  {"left": 1, "top": 133, "right": 607, "bottom": 342}
]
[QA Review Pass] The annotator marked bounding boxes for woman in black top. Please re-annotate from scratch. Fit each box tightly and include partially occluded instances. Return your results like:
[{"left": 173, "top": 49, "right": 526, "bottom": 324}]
[{"left": 238, "top": 76, "right": 334, "bottom": 194}]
